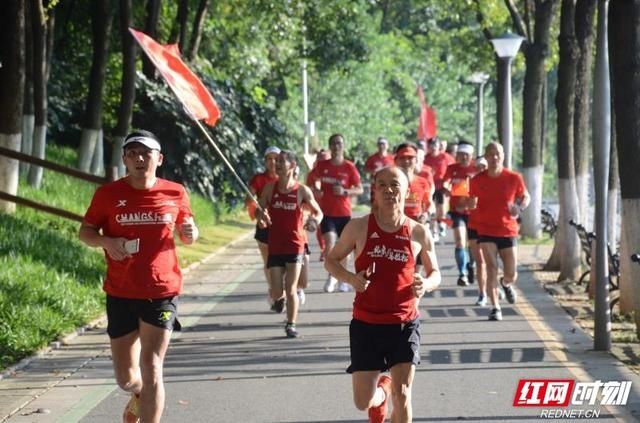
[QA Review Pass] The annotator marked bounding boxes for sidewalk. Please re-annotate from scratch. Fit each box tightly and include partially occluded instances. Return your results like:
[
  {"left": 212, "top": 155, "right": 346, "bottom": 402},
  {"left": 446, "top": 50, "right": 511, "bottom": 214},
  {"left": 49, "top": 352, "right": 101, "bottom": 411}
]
[{"left": 1, "top": 230, "right": 639, "bottom": 422}]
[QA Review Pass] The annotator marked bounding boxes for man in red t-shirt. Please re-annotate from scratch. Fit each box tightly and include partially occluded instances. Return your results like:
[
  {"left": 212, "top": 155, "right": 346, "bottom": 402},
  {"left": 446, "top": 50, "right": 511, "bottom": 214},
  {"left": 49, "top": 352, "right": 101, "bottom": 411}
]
[
  {"left": 442, "top": 141, "right": 477, "bottom": 287},
  {"left": 423, "top": 137, "right": 451, "bottom": 241},
  {"left": 306, "top": 149, "right": 331, "bottom": 261},
  {"left": 394, "top": 142, "right": 433, "bottom": 224},
  {"left": 257, "top": 150, "right": 323, "bottom": 338},
  {"left": 325, "top": 166, "right": 440, "bottom": 423},
  {"left": 467, "top": 142, "right": 530, "bottom": 321},
  {"left": 247, "top": 146, "right": 280, "bottom": 306},
  {"left": 79, "top": 130, "right": 198, "bottom": 423},
  {"left": 364, "top": 137, "right": 395, "bottom": 204},
  {"left": 312, "top": 133, "right": 363, "bottom": 293}
]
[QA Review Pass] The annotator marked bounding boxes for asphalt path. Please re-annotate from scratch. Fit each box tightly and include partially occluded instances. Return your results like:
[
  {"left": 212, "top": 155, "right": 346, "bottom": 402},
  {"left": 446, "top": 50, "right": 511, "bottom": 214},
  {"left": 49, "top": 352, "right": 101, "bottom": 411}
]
[{"left": 2, "top": 228, "right": 639, "bottom": 422}]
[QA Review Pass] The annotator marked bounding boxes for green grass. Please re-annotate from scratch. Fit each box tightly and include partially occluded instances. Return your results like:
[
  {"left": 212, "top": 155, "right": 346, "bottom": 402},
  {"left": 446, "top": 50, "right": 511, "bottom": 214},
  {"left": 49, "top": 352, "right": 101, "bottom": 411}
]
[{"left": 0, "top": 144, "right": 251, "bottom": 370}]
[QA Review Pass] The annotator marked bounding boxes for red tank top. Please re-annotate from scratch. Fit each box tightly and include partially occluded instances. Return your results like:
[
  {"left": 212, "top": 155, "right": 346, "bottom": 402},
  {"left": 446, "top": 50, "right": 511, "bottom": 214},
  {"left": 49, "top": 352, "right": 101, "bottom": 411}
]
[
  {"left": 353, "top": 215, "right": 418, "bottom": 324},
  {"left": 267, "top": 183, "right": 305, "bottom": 255}
]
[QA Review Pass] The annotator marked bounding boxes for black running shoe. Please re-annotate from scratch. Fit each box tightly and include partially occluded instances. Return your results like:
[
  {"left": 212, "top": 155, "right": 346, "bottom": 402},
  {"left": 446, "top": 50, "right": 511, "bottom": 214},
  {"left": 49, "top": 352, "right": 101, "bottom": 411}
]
[
  {"left": 501, "top": 278, "right": 517, "bottom": 304},
  {"left": 285, "top": 323, "right": 299, "bottom": 338},
  {"left": 488, "top": 308, "right": 503, "bottom": 321},
  {"left": 457, "top": 275, "right": 469, "bottom": 286},
  {"left": 467, "top": 263, "right": 475, "bottom": 284},
  {"left": 271, "top": 297, "right": 285, "bottom": 313}
]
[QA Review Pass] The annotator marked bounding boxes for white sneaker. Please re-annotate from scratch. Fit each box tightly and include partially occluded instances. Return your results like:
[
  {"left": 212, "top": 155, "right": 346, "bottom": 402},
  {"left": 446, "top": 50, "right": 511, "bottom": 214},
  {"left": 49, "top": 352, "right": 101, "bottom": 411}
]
[
  {"left": 297, "top": 289, "right": 306, "bottom": 305},
  {"left": 432, "top": 232, "right": 440, "bottom": 243},
  {"left": 337, "top": 282, "right": 352, "bottom": 292},
  {"left": 498, "top": 287, "right": 505, "bottom": 300},
  {"left": 324, "top": 276, "right": 337, "bottom": 293}
]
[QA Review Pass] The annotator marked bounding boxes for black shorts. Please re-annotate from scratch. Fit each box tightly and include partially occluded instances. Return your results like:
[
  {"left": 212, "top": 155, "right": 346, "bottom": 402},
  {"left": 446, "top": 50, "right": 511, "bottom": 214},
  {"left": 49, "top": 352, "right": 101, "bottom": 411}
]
[
  {"left": 433, "top": 188, "right": 446, "bottom": 205},
  {"left": 254, "top": 225, "right": 269, "bottom": 244},
  {"left": 320, "top": 215, "right": 351, "bottom": 236},
  {"left": 347, "top": 317, "right": 421, "bottom": 373},
  {"left": 106, "top": 295, "right": 181, "bottom": 339},
  {"left": 467, "top": 227, "right": 479, "bottom": 240},
  {"left": 267, "top": 253, "right": 306, "bottom": 268},
  {"left": 449, "top": 212, "right": 468, "bottom": 229},
  {"left": 478, "top": 235, "right": 518, "bottom": 250}
]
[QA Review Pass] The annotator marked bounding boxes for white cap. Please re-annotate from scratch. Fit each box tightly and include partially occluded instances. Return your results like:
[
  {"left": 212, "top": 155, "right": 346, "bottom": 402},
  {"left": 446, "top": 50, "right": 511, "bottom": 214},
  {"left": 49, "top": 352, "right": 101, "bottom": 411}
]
[
  {"left": 123, "top": 136, "right": 161, "bottom": 151},
  {"left": 377, "top": 137, "right": 388, "bottom": 145},
  {"left": 476, "top": 157, "right": 488, "bottom": 167},
  {"left": 457, "top": 143, "right": 474, "bottom": 155},
  {"left": 264, "top": 146, "right": 281, "bottom": 157}
]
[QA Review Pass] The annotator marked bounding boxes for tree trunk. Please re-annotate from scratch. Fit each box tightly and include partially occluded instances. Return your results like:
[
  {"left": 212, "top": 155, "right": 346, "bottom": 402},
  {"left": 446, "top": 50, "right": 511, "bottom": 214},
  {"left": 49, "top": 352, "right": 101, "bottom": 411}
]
[
  {"left": 110, "top": 0, "right": 136, "bottom": 181},
  {"left": 573, "top": 0, "right": 596, "bottom": 228},
  {"left": 520, "top": 0, "right": 557, "bottom": 238},
  {"left": 608, "top": 107, "right": 619, "bottom": 248},
  {"left": 77, "top": 0, "right": 112, "bottom": 173},
  {"left": 551, "top": 0, "right": 581, "bottom": 281},
  {"left": 0, "top": 0, "right": 25, "bottom": 214},
  {"left": 186, "top": 0, "right": 210, "bottom": 61},
  {"left": 90, "top": 129, "right": 104, "bottom": 175},
  {"left": 609, "top": 0, "right": 640, "bottom": 319},
  {"left": 169, "top": 0, "right": 189, "bottom": 54},
  {"left": 21, "top": 0, "right": 34, "bottom": 176},
  {"left": 142, "top": 0, "right": 160, "bottom": 79},
  {"left": 28, "top": 0, "right": 48, "bottom": 188}
]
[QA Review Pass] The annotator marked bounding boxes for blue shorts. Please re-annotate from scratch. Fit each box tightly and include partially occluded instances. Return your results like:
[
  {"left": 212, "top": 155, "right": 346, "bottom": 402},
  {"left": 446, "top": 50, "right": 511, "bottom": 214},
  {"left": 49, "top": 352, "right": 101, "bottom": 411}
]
[
  {"left": 347, "top": 317, "right": 421, "bottom": 373},
  {"left": 320, "top": 215, "right": 351, "bottom": 236}
]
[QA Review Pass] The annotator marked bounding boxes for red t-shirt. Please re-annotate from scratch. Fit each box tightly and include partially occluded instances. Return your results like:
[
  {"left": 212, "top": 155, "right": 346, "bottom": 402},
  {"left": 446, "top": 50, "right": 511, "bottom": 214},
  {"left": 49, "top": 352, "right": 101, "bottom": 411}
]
[
  {"left": 423, "top": 153, "right": 450, "bottom": 189},
  {"left": 267, "top": 183, "right": 306, "bottom": 255},
  {"left": 353, "top": 215, "right": 418, "bottom": 324},
  {"left": 82, "top": 178, "right": 193, "bottom": 299},
  {"left": 443, "top": 162, "right": 477, "bottom": 214},
  {"left": 364, "top": 153, "right": 394, "bottom": 174},
  {"left": 315, "top": 159, "right": 361, "bottom": 217},
  {"left": 404, "top": 175, "right": 432, "bottom": 221},
  {"left": 248, "top": 172, "right": 278, "bottom": 219},
  {"left": 469, "top": 169, "right": 527, "bottom": 237}
]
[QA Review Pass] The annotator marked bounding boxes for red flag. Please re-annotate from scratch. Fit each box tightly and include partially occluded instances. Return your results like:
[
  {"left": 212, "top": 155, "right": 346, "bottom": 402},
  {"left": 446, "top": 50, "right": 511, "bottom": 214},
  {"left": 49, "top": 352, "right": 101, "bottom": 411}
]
[
  {"left": 416, "top": 85, "right": 437, "bottom": 140},
  {"left": 129, "top": 28, "right": 220, "bottom": 126}
]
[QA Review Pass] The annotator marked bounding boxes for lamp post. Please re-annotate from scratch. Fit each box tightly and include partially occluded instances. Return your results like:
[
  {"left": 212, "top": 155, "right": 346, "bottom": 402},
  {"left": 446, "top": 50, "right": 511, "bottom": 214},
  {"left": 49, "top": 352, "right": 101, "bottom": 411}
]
[
  {"left": 468, "top": 72, "right": 489, "bottom": 155},
  {"left": 490, "top": 32, "right": 524, "bottom": 169}
]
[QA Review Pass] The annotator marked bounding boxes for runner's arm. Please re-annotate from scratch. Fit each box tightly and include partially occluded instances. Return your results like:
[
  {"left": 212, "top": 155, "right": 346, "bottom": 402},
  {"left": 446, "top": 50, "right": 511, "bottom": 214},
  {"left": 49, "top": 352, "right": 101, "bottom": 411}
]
[
  {"left": 79, "top": 223, "right": 131, "bottom": 261},
  {"left": 412, "top": 223, "right": 441, "bottom": 297},
  {"left": 324, "top": 218, "right": 370, "bottom": 292},
  {"left": 256, "top": 183, "right": 274, "bottom": 227}
]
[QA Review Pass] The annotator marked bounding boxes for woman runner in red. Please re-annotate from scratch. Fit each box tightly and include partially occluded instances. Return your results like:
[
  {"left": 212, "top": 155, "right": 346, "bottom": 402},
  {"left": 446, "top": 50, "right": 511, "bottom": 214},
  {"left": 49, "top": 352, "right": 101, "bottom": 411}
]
[
  {"left": 257, "top": 150, "right": 323, "bottom": 337},
  {"left": 325, "top": 166, "right": 440, "bottom": 423}
]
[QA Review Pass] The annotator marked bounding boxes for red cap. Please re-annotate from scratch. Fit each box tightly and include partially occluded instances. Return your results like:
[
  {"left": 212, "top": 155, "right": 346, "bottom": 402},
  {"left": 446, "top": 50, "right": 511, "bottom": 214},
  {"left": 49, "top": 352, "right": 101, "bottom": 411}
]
[{"left": 395, "top": 146, "right": 417, "bottom": 158}]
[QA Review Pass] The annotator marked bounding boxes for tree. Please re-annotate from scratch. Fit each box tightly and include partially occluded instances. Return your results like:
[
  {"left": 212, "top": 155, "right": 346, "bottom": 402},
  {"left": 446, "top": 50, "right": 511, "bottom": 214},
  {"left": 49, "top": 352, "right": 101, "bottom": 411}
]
[
  {"left": 510, "top": 0, "right": 559, "bottom": 238},
  {"left": 21, "top": 0, "right": 34, "bottom": 176},
  {"left": 548, "top": 0, "right": 581, "bottom": 281},
  {"left": 573, "top": 0, "right": 596, "bottom": 226},
  {"left": 186, "top": 0, "right": 210, "bottom": 61},
  {"left": 77, "top": 0, "right": 112, "bottom": 174},
  {"left": 141, "top": 0, "right": 160, "bottom": 79},
  {"left": 109, "top": 0, "right": 137, "bottom": 181},
  {"left": 28, "top": 0, "right": 51, "bottom": 188},
  {"left": 0, "top": 0, "right": 25, "bottom": 214},
  {"left": 609, "top": 0, "right": 640, "bottom": 323},
  {"left": 169, "top": 0, "right": 189, "bottom": 53}
]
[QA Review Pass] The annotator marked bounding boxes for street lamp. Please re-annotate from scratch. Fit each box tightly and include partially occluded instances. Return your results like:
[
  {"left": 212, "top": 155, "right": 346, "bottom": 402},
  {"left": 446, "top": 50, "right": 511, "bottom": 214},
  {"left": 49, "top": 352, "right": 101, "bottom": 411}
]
[
  {"left": 468, "top": 72, "right": 489, "bottom": 155},
  {"left": 490, "top": 31, "right": 524, "bottom": 169}
]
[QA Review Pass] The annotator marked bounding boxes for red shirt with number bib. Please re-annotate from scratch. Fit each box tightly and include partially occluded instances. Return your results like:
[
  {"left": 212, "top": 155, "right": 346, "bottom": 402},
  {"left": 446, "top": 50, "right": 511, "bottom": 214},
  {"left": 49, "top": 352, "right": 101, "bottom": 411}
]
[
  {"left": 423, "top": 153, "right": 450, "bottom": 189},
  {"left": 443, "top": 162, "right": 477, "bottom": 214},
  {"left": 82, "top": 178, "right": 194, "bottom": 300},
  {"left": 353, "top": 215, "right": 418, "bottom": 324},
  {"left": 404, "top": 175, "right": 432, "bottom": 221},
  {"left": 469, "top": 169, "right": 526, "bottom": 237},
  {"left": 364, "top": 153, "right": 394, "bottom": 175},
  {"left": 267, "top": 183, "right": 306, "bottom": 255},
  {"left": 314, "top": 159, "right": 361, "bottom": 217}
]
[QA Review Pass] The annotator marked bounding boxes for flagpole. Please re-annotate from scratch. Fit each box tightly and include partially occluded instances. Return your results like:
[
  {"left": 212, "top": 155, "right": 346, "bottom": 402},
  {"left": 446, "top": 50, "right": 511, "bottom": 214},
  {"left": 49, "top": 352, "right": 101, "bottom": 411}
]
[{"left": 192, "top": 119, "right": 263, "bottom": 212}]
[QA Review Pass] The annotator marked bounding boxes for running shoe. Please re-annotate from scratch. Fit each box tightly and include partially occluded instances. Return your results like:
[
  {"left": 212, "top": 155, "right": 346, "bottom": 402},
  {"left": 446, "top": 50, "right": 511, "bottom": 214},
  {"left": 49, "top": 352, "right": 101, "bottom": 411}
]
[
  {"left": 270, "top": 297, "right": 285, "bottom": 313},
  {"left": 475, "top": 295, "right": 487, "bottom": 306},
  {"left": 501, "top": 279, "right": 517, "bottom": 304},
  {"left": 297, "top": 289, "right": 306, "bottom": 305},
  {"left": 497, "top": 286, "right": 505, "bottom": 300},
  {"left": 432, "top": 232, "right": 440, "bottom": 243},
  {"left": 488, "top": 308, "right": 503, "bottom": 321},
  {"left": 368, "top": 375, "right": 392, "bottom": 423},
  {"left": 438, "top": 223, "right": 447, "bottom": 238},
  {"left": 337, "top": 281, "right": 352, "bottom": 292},
  {"left": 323, "top": 276, "right": 337, "bottom": 293},
  {"left": 467, "top": 263, "right": 475, "bottom": 284},
  {"left": 122, "top": 393, "right": 140, "bottom": 423},
  {"left": 456, "top": 275, "right": 469, "bottom": 287},
  {"left": 285, "top": 322, "right": 299, "bottom": 338}
]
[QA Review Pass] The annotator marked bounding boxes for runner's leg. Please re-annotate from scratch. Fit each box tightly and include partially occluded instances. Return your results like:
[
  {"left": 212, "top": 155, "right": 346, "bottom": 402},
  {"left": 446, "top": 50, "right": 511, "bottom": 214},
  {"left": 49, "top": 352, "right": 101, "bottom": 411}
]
[
  {"left": 111, "top": 331, "right": 142, "bottom": 394},
  {"left": 352, "top": 371, "right": 384, "bottom": 410},
  {"left": 137, "top": 321, "right": 172, "bottom": 423},
  {"left": 284, "top": 262, "right": 302, "bottom": 324},
  {"left": 389, "top": 362, "right": 416, "bottom": 422},
  {"left": 480, "top": 242, "right": 500, "bottom": 307}
]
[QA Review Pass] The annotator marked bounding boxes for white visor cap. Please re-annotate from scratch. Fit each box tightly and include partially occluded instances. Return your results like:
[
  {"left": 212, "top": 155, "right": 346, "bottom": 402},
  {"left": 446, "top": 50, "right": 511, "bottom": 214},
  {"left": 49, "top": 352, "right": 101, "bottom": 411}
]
[{"left": 123, "top": 136, "right": 161, "bottom": 152}]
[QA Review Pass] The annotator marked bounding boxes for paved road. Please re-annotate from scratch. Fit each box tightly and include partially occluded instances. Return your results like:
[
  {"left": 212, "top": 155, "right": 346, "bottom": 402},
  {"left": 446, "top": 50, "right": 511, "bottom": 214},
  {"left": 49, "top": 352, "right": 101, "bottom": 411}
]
[{"left": 1, "top": 229, "right": 639, "bottom": 422}]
